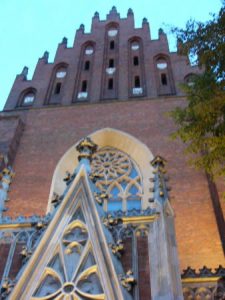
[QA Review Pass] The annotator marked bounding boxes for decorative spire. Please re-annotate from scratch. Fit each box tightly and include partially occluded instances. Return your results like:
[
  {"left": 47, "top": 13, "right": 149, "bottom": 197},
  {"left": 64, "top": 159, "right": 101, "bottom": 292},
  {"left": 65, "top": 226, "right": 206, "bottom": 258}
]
[
  {"left": 151, "top": 155, "right": 167, "bottom": 168},
  {"left": 76, "top": 137, "right": 97, "bottom": 162},
  {"left": 42, "top": 51, "right": 49, "bottom": 62},
  {"left": 94, "top": 11, "right": 99, "bottom": 19},
  {"left": 127, "top": 8, "right": 133, "bottom": 16},
  {"left": 158, "top": 28, "right": 164, "bottom": 35},
  {"left": 62, "top": 37, "right": 67, "bottom": 45},
  {"left": 107, "top": 6, "right": 119, "bottom": 19},
  {"left": 79, "top": 24, "right": 85, "bottom": 32},
  {"left": 21, "top": 66, "right": 28, "bottom": 78},
  {"left": 142, "top": 17, "right": 148, "bottom": 25},
  {"left": 150, "top": 155, "right": 170, "bottom": 202},
  {"left": 111, "top": 6, "right": 117, "bottom": 13}
]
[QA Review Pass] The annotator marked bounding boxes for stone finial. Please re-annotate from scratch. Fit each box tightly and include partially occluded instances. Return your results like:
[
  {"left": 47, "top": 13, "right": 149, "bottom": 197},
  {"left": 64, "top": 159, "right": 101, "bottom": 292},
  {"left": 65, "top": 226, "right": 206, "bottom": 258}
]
[
  {"left": 21, "top": 66, "right": 28, "bottom": 77},
  {"left": 142, "top": 17, "right": 148, "bottom": 24},
  {"left": 42, "top": 51, "right": 49, "bottom": 62},
  {"left": 76, "top": 137, "right": 97, "bottom": 162},
  {"left": 94, "top": 191, "right": 108, "bottom": 205},
  {"left": 158, "top": 28, "right": 166, "bottom": 36},
  {"left": 0, "top": 166, "right": 15, "bottom": 216},
  {"left": 94, "top": 11, "right": 99, "bottom": 18},
  {"left": 62, "top": 37, "right": 67, "bottom": 45},
  {"left": 79, "top": 24, "right": 85, "bottom": 32},
  {"left": 1, "top": 278, "right": 15, "bottom": 296},
  {"left": 109, "top": 239, "right": 124, "bottom": 257},
  {"left": 119, "top": 270, "right": 136, "bottom": 291},
  {"left": 111, "top": 6, "right": 117, "bottom": 12},
  {"left": 127, "top": 8, "right": 133, "bottom": 16},
  {"left": 151, "top": 155, "right": 167, "bottom": 168},
  {"left": 102, "top": 214, "right": 121, "bottom": 227}
]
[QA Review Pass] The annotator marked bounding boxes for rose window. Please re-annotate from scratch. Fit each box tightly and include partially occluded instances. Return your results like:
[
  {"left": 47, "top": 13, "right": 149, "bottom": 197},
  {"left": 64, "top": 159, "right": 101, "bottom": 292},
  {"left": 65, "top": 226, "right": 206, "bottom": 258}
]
[{"left": 91, "top": 147, "right": 143, "bottom": 211}]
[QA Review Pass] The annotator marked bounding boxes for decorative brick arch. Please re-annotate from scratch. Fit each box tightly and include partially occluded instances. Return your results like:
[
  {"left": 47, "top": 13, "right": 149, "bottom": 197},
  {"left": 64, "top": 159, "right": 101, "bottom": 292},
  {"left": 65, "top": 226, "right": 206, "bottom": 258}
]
[{"left": 45, "top": 62, "right": 68, "bottom": 104}]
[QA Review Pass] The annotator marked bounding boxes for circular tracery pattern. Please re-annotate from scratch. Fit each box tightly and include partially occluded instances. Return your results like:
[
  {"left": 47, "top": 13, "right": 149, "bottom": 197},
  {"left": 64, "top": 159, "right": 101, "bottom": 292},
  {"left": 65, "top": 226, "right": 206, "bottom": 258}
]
[
  {"left": 91, "top": 147, "right": 143, "bottom": 211},
  {"left": 92, "top": 148, "right": 131, "bottom": 183}
]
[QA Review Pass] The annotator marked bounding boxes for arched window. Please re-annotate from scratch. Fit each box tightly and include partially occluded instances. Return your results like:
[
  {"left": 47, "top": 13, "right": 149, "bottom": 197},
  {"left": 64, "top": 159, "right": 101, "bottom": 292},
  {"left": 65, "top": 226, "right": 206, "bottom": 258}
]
[
  {"left": 108, "top": 78, "right": 114, "bottom": 90},
  {"left": 101, "top": 23, "right": 119, "bottom": 100},
  {"left": 91, "top": 147, "right": 143, "bottom": 211},
  {"left": 184, "top": 73, "right": 197, "bottom": 86},
  {"left": 84, "top": 60, "right": 90, "bottom": 71},
  {"left": 74, "top": 41, "right": 95, "bottom": 102},
  {"left": 128, "top": 37, "right": 146, "bottom": 97},
  {"left": 45, "top": 63, "right": 68, "bottom": 104},
  {"left": 133, "top": 56, "right": 139, "bottom": 66},
  {"left": 110, "top": 40, "right": 115, "bottom": 50},
  {"left": 154, "top": 55, "right": 175, "bottom": 96},
  {"left": 18, "top": 88, "right": 36, "bottom": 107}
]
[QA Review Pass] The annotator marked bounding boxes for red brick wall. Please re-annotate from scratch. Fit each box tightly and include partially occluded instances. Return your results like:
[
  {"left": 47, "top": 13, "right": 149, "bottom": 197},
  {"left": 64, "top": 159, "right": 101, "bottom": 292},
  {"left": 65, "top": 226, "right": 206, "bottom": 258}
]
[
  {"left": 137, "top": 236, "right": 151, "bottom": 300},
  {"left": 0, "top": 244, "right": 10, "bottom": 280},
  {"left": 2, "top": 97, "right": 224, "bottom": 270},
  {"left": 0, "top": 115, "right": 24, "bottom": 167},
  {"left": 121, "top": 237, "right": 132, "bottom": 272},
  {"left": 8, "top": 243, "right": 24, "bottom": 280}
]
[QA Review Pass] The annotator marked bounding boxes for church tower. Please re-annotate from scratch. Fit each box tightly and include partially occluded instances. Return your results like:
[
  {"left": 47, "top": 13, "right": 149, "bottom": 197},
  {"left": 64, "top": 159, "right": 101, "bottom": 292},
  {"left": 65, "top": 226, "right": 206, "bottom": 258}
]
[{"left": 0, "top": 7, "right": 224, "bottom": 299}]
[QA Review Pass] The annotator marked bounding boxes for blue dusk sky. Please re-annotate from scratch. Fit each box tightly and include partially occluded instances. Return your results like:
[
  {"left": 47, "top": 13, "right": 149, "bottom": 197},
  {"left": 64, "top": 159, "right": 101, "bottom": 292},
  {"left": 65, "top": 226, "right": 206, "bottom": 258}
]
[{"left": 0, "top": 0, "right": 222, "bottom": 110}]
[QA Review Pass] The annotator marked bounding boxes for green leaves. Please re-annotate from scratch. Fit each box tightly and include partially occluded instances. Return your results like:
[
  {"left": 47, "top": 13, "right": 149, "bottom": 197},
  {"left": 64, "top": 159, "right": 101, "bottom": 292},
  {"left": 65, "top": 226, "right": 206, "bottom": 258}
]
[{"left": 170, "top": 71, "right": 225, "bottom": 179}]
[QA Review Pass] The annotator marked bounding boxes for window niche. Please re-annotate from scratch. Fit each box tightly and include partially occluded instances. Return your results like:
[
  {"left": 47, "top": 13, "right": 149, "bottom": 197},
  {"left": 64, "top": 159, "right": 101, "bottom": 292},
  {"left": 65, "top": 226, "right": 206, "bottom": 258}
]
[
  {"left": 128, "top": 37, "right": 145, "bottom": 97},
  {"left": 184, "top": 73, "right": 197, "bottom": 87},
  {"left": 18, "top": 88, "right": 36, "bottom": 107},
  {"left": 109, "top": 40, "right": 115, "bottom": 50},
  {"left": 133, "top": 56, "right": 139, "bottom": 66},
  {"left": 108, "top": 78, "right": 114, "bottom": 90},
  {"left": 101, "top": 23, "right": 119, "bottom": 100},
  {"left": 155, "top": 55, "right": 175, "bottom": 96},
  {"left": 74, "top": 42, "right": 95, "bottom": 102},
  {"left": 84, "top": 61, "right": 90, "bottom": 71},
  {"left": 45, "top": 64, "right": 68, "bottom": 105}
]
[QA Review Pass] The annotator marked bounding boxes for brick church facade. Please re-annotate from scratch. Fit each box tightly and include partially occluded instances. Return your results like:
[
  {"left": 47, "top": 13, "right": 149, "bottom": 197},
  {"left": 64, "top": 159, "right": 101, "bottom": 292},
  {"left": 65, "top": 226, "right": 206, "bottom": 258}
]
[{"left": 0, "top": 7, "right": 224, "bottom": 299}]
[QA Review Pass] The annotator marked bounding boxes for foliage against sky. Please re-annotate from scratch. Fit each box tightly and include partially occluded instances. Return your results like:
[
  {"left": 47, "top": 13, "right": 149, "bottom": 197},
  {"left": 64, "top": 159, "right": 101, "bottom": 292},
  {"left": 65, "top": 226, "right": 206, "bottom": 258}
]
[{"left": 170, "top": 2, "right": 225, "bottom": 178}]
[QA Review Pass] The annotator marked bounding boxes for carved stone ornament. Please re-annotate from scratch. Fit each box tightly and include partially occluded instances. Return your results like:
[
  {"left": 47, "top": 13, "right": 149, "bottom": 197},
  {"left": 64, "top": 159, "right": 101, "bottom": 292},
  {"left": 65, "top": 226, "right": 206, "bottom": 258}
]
[
  {"left": 0, "top": 166, "right": 15, "bottom": 216},
  {"left": 119, "top": 270, "right": 136, "bottom": 291},
  {"left": 9, "top": 167, "right": 133, "bottom": 300}
]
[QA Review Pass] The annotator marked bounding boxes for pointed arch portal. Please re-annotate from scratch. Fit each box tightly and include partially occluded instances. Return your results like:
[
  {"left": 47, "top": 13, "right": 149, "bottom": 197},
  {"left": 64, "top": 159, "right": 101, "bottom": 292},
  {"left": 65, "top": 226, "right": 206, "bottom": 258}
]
[{"left": 47, "top": 128, "right": 155, "bottom": 213}]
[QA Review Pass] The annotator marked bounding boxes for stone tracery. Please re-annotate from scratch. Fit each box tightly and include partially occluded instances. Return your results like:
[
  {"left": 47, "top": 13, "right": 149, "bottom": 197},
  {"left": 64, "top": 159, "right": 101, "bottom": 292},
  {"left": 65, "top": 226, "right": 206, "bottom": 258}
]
[
  {"left": 32, "top": 208, "right": 105, "bottom": 300},
  {"left": 91, "top": 147, "right": 143, "bottom": 211}
]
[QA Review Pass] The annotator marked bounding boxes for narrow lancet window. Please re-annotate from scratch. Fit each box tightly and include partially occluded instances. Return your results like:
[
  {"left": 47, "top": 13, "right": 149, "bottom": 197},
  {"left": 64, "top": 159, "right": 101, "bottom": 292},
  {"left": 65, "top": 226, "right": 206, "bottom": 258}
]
[
  {"left": 134, "top": 76, "right": 140, "bottom": 88},
  {"left": 110, "top": 41, "right": 115, "bottom": 50},
  {"left": 133, "top": 56, "right": 139, "bottom": 66},
  {"left": 81, "top": 80, "right": 87, "bottom": 92},
  {"left": 108, "top": 78, "right": 114, "bottom": 90},
  {"left": 161, "top": 73, "right": 167, "bottom": 85},
  {"left": 84, "top": 61, "right": 90, "bottom": 71},
  {"left": 55, "top": 82, "right": 61, "bottom": 94},
  {"left": 109, "top": 59, "right": 114, "bottom": 68}
]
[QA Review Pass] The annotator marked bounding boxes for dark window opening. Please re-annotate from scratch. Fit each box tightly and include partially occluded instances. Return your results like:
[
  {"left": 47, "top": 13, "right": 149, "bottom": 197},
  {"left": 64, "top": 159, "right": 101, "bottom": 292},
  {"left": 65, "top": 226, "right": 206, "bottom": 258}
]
[
  {"left": 161, "top": 73, "right": 167, "bottom": 85},
  {"left": 54, "top": 82, "right": 61, "bottom": 94},
  {"left": 133, "top": 56, "right": 139, "bottom": 66},
  {"left": 134, "top": 76, "right": 140, "bottom": 88},
  {"left": 108, "top": 78, "right": 113, "bottom": 90},
  {"left": 109, "top": 59, "right": 114, "bottom": 68},
  {"left": 110, "top": 41, "right": 115, "bottom": 50},
  {"left": 81, "top": 80, "right": 87, "bottom": 92},
  {"left": 84, "top": 61, "right": 90, "bottom": 70}
]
